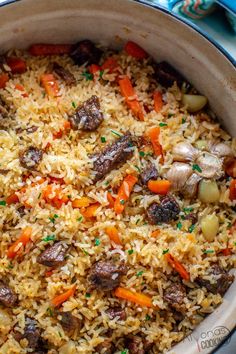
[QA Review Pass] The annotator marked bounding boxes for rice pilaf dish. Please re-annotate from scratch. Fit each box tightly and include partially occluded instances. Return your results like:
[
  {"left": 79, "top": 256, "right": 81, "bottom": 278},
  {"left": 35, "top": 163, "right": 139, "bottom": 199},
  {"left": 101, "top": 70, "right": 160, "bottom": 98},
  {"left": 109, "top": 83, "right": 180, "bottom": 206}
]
[{"left": 0, "top": 40, "right": 235, "bottom": 354}]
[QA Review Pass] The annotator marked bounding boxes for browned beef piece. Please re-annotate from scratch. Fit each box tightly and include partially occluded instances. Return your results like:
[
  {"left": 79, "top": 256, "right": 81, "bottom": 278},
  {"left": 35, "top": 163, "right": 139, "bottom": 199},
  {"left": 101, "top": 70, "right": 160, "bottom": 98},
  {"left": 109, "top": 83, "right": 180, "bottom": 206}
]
[
  {"left": 19, "top": 146, "right": 43, "bottom": 170},
  {"left": 154, "top": 61, "right": 188, "bottom": 89},
  {"left": 126, "top": 336, "right": 153, "bottom": 354},
  {"left": 52, "top": 62, "right": 76, "bottom": 86},
  {"left": 146, "top": 195, "right": 180, "bottom": 224},
  {"left": 93, "top": 132, "right": 135, "bottom": 181},
  {"left": 196, "top": 264, "right": 234, "bottom": 296},
  {"left": 95, "top": 339, "right": 115, "bottom": 354},
  {"left": 58, "top": 311, "right": 81, "bottom": 335},
  {"left": 37, "top": 242, "right": 69, "bottom": 268},
  {"left": 163, "top": 283, "right": 186, "bottom": 311},
  {"left": 0, "top": 168, "right": 10, "bottom": 175},
  {"left": 106, "top": 306, "right": 126, "bottom": 321},
  {"left": 17, "top": 206, "right": 26, "bottom": 217},
  {"left": 69, "top": 95, "right": 103, "bottom": 131},
  {"left": 88, "top": 261, "right": 127, "bottom": 291},
  {"left": 0, "top": 282, "right": 17, "bottom": 307},
  {"left": 70, "top": 40, "right": 102, "bottom": 66},
  {"left": 140, "top": 163, "right": 158, "bottom": 185}
]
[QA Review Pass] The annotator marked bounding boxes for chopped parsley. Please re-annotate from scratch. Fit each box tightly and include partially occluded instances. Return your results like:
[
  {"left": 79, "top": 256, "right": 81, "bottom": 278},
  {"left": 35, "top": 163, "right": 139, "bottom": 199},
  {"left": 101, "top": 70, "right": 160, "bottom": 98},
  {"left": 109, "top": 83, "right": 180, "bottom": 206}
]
[
  {"left": 49, "top": 214, "right": 59, "bottom": 223},
  {"left": 134, "top": 165, "right": 141, "bottom": 173},
  {"left": 120, "top": 199, "right": 125, "bottom": 205},
  {"left": 128, "top": 249, "right": 134, "bottom": 255},
  {"left": 77, "top": 216, "right": 83, "bottom": 222},
  {"left": 177, "top": 221, "right": 182, "bottom": 230},
  {"left": 162, "top": 249, "right": 169, "bottom": 255},
  {"left": 203, "top": 249, "right": 214, "bottom": 254},
  {"left": 82, "top": 71, "right": 93, "bottom": 81},
  {"left": 95, "top": 238, "right": 100, "bottom": 246},
  {"left": 121, "top": 350, "right": 128, "bottom": 354},
  {"left": 67, "top": 195, "right": 72, "bottom": 199},
  {"left": 58, "top": 331, "right": 62, "bottom": 338},
  {"left": 7, "top": 261, "right": 13, "bottom": 269},
  {"left": 81, "top": 248, "right": 88, "bottom": 255},
  {"left": 159, "top": 122, "right": 168, "bottom": 127},
  {"left": 192, "top": 164, "right": 202, "bottom": 173},
  {"left": 139, "top": 151, "right": 145, "bottom": 157},
  {"left": 38, "top": 192, "right": 42, "bottom": 199},
  {"left": 0, "top": 200, "right": 6, "bottom": 206},
  {"left": 183, "top": 207, "right": 193, "bottom": 213},
  {"left": 227, "top": 222, "right": 232, "bottom": 229},
  {"left": 72, "top": 101, "right": 76, "bottom": 108},
  {"left": 85, "top": 293, "right": 91, "bottom": 298},
  {"left": 46, "top": 307, "right": 54, "bottom": 317},
  {"left": 101, "top": 136, "right": 106, "bottom": 143},
  {"left": 71, "top": 275, "right": 77, "bottom": 283},
  {"left": 188, "top": 224, "right": 195, "bottom": 233},
  {"left": 135, "top": 219, "right": 140, "bottom": 225},
  {"left": 136, "top": 270, "right": 144, "bottom": 277},
  {"left": 99, "top": 70, "right": 104, "bottom": 79},
  {"left": 145, "top": 314, "right": 151, "bottom": 321},
  {"left": 182, "top": 117, "right": 186, "bottom": 124},
  {"left": 234, "top": 242, "right": 236, "bottom": 246},
  {"left": 111, "top": 130, "right": 122, "bottom": 137},
  {"left": 42, "top": 234, "right": 55, "bottom": 242}
]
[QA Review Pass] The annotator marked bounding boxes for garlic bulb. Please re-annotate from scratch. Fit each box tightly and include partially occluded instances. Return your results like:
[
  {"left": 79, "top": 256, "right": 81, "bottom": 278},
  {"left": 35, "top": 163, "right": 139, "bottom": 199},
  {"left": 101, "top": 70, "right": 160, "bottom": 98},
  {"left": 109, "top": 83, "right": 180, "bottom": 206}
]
[
  {"left": 172, "top": 142, "right": 199, "bottom": 162},
  {"left": 195, "top": 152, "right": 223, "bottom": 179}
]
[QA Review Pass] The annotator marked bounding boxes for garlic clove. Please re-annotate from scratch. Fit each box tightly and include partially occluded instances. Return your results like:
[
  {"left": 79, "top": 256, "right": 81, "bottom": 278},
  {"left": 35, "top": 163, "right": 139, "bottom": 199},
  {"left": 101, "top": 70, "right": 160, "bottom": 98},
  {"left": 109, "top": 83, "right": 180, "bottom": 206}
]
[
  {"left": 195, "top": 152, "right": 223, "bottom": 179},
  {"left": 183, "top": 173, "right": 201, "bottom": 198},
  {"left": 182, "top": 94, "right": 208, "bottom": 113},
  {"left": 166, "top": 162, "right": 192, "bottom": 190},
  {"left": 210, "top": 142, "right": 234, "bottom": 158},
  {"left": 172, "top": 142, "right": 199, "bottom": 162}
]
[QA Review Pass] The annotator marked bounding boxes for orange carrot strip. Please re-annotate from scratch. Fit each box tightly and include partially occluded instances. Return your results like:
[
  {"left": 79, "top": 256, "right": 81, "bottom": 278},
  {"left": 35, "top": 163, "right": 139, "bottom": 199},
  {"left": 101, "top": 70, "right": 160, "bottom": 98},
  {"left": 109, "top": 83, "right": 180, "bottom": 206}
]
[
  {"left": 53, "top": 120, "right": 71, "bottom": 139},
  {"left": 41, "top": 73, "right": 59, "bottom": 97},
  {"left": 221, "top": 247, "right": 232, "bottom": 256},
  {"left": 107, "top": 192, "right": 115, "bottom": 208},
  {"left": 81, "top": 203, "right": 100, "bottom": 218},
  {"left": 124, "top": 41, "right": 148, "bottom": 59},
  {"left": 6, "top": 192, "right": 19, "bottom": 205},
  {"left": 147, "top": 127, "right": 164, "bottom": 163},
  {"left": 114, "top": 287, "right": 153, "bottom": 307},
  {"left": 114, "top": 175, "right": 138, "bottom": 214},
  {"left": 229, "top": 179, "right": 236, "bottom": 200},
  {"left": 226, "top": 159, "right": 236, "bottom": 178},
  {"left": 147, "top": 180, "right": 171, "bottom": 195},
  {"left": 153, "top": 91, "right": 163, "bottom": 112},
  {"left": 45, "top": 269, "right": 54, "bottom": 277},
  {"left": 165, "top": 253, "right": 190, "bottom": 281},
  {"left": 119, "top": 76, "right": 144, "bottom": 121},
  {"left": 151, "top": 229, "right": 160, "bottom": 238},
  {"left": 101, "top": 57, "right": 119, "bottom": 73},
  {"left": 72, "top": 197, "right": 92, "bottom": 208},
  {"left": 43, "top": 185, "right": 69, "bottom": 209},
  {"left": 15, "top": 84, "right": 28, "bottom": 97},
  {"left": 0, "top": 73, "right": 9, "bottom": 88},
  {"left": 89, "top": 64, "right": 101, "bottom": 75},
  {"left": 29, "top": 44, "right": 72, "bottom": 56},
  {"left": 105, "top": 226, "right": 122, "bottom": 245},
  {"left": 51, "top": 285, "right": 76, "bottom": 307},
  {"left": 6, "top": 57, "right": 27, "bottom": 74},
  {"left": 7, "top": 226, "right": 32, "bottom": 259}
]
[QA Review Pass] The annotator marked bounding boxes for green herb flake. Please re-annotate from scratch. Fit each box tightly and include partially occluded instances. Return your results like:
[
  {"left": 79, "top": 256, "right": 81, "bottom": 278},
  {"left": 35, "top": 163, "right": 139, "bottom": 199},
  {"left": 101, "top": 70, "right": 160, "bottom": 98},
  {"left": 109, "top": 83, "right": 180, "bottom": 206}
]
[
  {"left": 192, "top": 164, "right": 202, "bottom": 173},
  {"left": 128, "top": 249, "right": 134, "bottom": 255},
  {"left": 183, "top": 207, "right": 193, "bottom": 213},
  {"left": 99, "top": 70, "right": 104, "bottom": 79},
  {"left": 38, "top": 192, "right": 42, "bottom": 199},
  {"left": 71, "top": 275, "right": 77, "bottom": 284},
  {"left": 145, "top": 314, "right": 151, "bottom": 321},
  {"left": 203, "top": 249, "right": 214, "bottom": 254},
  {"left": 227, "top": 222, "right": 232, "bottom": 229},
  {"left": 135, "top": 219, "right": 140, "bottom": 225},
  {"left": 81, "top": 248, "right": 88, "bottom": 255},
  {"left": 111, "top": 130, "right": 122, "bottom": 137},
  {"left": 85, "top": 293, "right": 91, "bottom": 298},
  {"left": 139, "top": 151, "right": 145, "bottom": 157},
  {"left": 0, "top": 200, "right": 6, "bottom": 206},
  {"left": 42, "top": 234, "right": 56, "bottom": 242},
  {"left": 72, "top": 101, "right": 76, "bottom": 109},
  {"left": 159, "top": 122, "right": 168, "bottom": 127},
  {"left": 177, "top": 222, "right": 182, "bottom": 230},
  {"left": 67, "top": 195, "right": 72, "bottom": 199},
  {"left": 77, "top": 216, "right": 83, "bottom": 222},
  {"left": 188, "top": 224, "right": 195, "bottom": 233},
  {"left": 58, "top": 331, "right": 62, "bottom": 338},
  {"left": 101, "top": 136, "right": 106, "bottom": 143},
  {"left": 136, "top": 270, "right": 144, "bottom": 277},
  {"left": 120, "top": 199, "right": 125, "bottom": 205},
  {"left": 7, "top": 262, "right": 13, "bottom": 269},
  {"left": 234, "top": 242, "right": 236, "bottom": 246},
  {"left": 82, "top": 71, "right": 93, "bottom": 81},
  {"left": 95, "top": 238, "right": 101, "bottom": 246},
  {"left": 46, "top": 307, "right": 54, "bottom": 317},
  {"left": 121, "top": 350, "right": 128, "bottom": 354},
  {"left": 162, "top": 249, "right": 169, "bottom": 255},
  {"left": 182, "top": 117, "right": 186, "bottom": 124},
  {"left": 134, "top": 165, "right": 141, "bottom": 173}
]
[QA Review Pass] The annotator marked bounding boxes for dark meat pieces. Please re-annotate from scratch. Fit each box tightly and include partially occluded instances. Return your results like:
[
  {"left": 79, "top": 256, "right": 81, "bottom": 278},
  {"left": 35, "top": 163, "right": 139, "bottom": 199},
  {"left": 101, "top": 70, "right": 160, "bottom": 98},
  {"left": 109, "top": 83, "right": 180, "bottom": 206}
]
[
  {"left": 70, "top": 40, "right": 102, "bottom": 66},
  {"left": 163, "top": 283, "right": 186, "bottom": 311},
  {"left": 146, "top": 195, "right": 180, "bottom": 224},
  {"left": 88, "top": 261, "right": 127, "bottom": 291},
  {"left": 37, "top": 241, "right": 69, "bottom": 268},
  {"left": 0, "top": 282, "right": 17, "bottom": 307},
  {"left": 126, "top": 336, "right": 154, "bottom": 354},
  {"left": 69, "top": 95, "right": 103, "bottom": 132},
  {"left": 52, "top": 62, "right": 76, "bottom": 86},
  {"left": 140, "top": 163, "right": 158, "bottom": 185},
  {"left": 93, "top": 132, "right": 135, "bottom": 181},
  {"left": 154, "top": 61, "right": 189, "bottom": 89},
  {"left": 19, "top": 146, "right": 43, "bottom": 170},
  {"left": 106, "top": 306, "right": 126, "bottom": 321},
  {"left": 95, "top": 339, "right": 115, "bottom": 354},
  {"left": 196, "top": 264, "right": 234, "bottom": 296},
  {"left": 58, "top": 311, "right": 81, "bottom": 336}
]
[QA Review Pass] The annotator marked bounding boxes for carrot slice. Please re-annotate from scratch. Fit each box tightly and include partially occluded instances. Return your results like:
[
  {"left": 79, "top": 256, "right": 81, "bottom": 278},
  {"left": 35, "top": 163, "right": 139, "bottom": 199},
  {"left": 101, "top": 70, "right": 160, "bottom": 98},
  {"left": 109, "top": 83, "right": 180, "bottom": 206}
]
[
  {"left": 105, "top": 226, "right": 122, "bottom": 245},
  {"left": 81, "top": 203, "right": 100, "bottom": 218},
  {"left": 6, "top": 57, "right": 27, "bottom": 74},
  {"left": 147, "top": 127, "right": 164, "bottom": 163},
  {"left": 119, "top": 76, "right": 144, "bottom": 121},
  {"left": 114, "top": 287, "right": 153, "bottom": 307},
  {"left": 41, "top": 73, "right": 59, "bottom": 97},
  {"left": 229, "top": 179, "right": 236, "bottom": 200},
  {"left": 151, "top": 229, "right": 160, "bottom": 238},
  {"left": 114, "top": 175, "right": 138, "bottom": 214},
  {"left": 6, "top": 192, "right": 19, "bottom": 205},
  {"left": 107, "top": 192, "right": 115, "bottom": 208},
  {"left": 53, "top": 120, "right": 71, "bottom": 139},
  {"left": 7, "top": 226, "right": 32, "bottom": 259},
  {"left": 15, "top": 84, "right": 28, "bottom": 97},
  {"left": 89, "top": 64, "right": 101, "bottom": 75},
  {"left": 221, "top": 247, "right": 232, "bottom": 256},
  {"left": 51, "top": 285, "right": 76, "bottom": 307},
  {"left": 72, "top": 197, "right": 92, "bottom": 208},
  {"left": 101, "top": 57, "right": 119, "bottom": 73},
  {"left": 147, "top": 180, "right": 171, "bottom": 195},
  {"left": 226, "top": 159, "right": 236, "bottom": 178},
  {"left": 43, "top": 185, "right": 69, "bottom": 209},
  {"left": 0, "top": 73, "right": 9, "bottom": 88},
  {"left": 165, "top": 253, "right": 190, "bottom": 281},
  {"left": 153, "top": 91, "right": 163, "bottom": 112},
  {"left": 29, "top": 44, "right": 72, "bottom": 56},
  {"left": 124, "top": 41, "right": 148, "bottom": 59}
]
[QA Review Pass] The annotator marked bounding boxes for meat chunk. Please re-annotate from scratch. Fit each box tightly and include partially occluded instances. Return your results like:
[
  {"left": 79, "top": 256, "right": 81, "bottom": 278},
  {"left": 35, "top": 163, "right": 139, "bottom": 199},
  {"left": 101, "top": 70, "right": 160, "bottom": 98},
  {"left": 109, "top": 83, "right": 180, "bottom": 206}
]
[
  {"left": 140, "top": 163, "right": 158, "bottom": 185},
  {"left": 106, "top": 306, "right": 126, "bottom": 321},
  {"left": 52, "top": 62, "right": 76, "bottom": 86},
  {"left": 196, "top": 264, "right": 234, "bottom": 296},
  {"left": 37, "top": 241, "right": 69, "bottom": 267},
  {"left": 0, "top": 282, "right": 17, "bottom": 307},
  {"left": 126, "top": 336, "right": 153, "bottom": 354},
  {"left": 19, "top": 146, "right": 43, "bottom": 170},
  {"left": 146, "top": 195, "right": 180, "bottom": 224},
  {"left": 70, "top": 40, "right": 102, "bottom": 66},
  {"left": 69, "top": 95, "right": 103, "bottom": 131},
  {"left": 163, "top": 283, "right": 186, "bottom": 311},
  {"left": 154, "top": 61, "right": 189, "bottom": 89},
  {"left": 88, "top": 261, "right": 127, "bottom": 291},
  {"left": 93, "top": 132, "right": 135, "bottom": 181},
  {"left": 58, "top": 311, "right": 81, "bottom": 336},
  {"left": 95, "top": 339, "right": 115, "bottom": 354}
]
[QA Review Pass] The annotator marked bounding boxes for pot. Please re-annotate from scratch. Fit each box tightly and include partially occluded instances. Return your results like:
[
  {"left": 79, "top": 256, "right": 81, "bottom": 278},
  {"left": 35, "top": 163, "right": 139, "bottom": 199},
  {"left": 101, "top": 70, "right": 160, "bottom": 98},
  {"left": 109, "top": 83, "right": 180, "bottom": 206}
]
[{"left": 0, "top": 0, "right": 235, "bottom": 353}]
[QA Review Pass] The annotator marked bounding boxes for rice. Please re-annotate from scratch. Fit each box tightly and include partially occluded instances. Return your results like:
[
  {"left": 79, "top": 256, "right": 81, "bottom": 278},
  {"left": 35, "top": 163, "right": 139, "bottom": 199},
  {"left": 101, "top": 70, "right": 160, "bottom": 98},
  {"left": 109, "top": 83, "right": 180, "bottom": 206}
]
[{"left": 0, "top": 44, "right": 235, "bottom": 354}]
